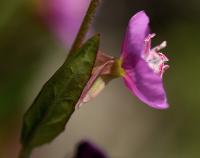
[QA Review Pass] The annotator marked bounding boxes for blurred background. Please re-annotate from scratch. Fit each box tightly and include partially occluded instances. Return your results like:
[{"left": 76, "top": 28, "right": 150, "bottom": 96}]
[{"left": 1, "top": 0, "right": 200, "bottom": 157}]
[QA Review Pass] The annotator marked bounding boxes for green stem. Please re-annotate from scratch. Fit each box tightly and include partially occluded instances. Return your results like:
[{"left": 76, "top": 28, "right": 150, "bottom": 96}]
[
  {"left": 69, "top": 0, "right": 100, "bottom": 55},
  {"left": 18, "top": 1, "right": 100, "bottom": 158},
  {"left": 18, "top": 146, "right": 32, "bottom": 158}
]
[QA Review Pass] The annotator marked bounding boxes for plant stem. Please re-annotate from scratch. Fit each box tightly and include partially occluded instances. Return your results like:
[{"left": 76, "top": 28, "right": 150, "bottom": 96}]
[
  {"left": 69, "top": 0, "right": 100, "bottom": 55},
  {"left": 18, "top": 1, "right": 100, "bottom": 158},
  {"left": 18, "top": 146, "right": 32, "bottom": 158}
]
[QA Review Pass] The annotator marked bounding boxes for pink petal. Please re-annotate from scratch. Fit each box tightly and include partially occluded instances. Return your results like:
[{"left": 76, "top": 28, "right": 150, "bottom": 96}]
[
  {"left": 121, "top": 11, "right": 150, "bottom": 69},
  {"left": 37, "top": 0, "right": 90, "bottom": 46},
  {"left": 123, "top": 59, "right": 169, "bottom": 109}
]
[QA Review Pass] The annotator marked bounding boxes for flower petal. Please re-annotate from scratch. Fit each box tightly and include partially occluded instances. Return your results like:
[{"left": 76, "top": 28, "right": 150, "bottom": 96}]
[
  {"left": 123, "top": 58, "right": 169, "bottom": 109},
  {"left": 37, "top": 0, "right": 90, "bottom": 45},
  {"left": 121, "top": 11, "right": 150, "bottom": 69},
  {"left": 74, "top": 141, "right": 107, "bottom": 158}
]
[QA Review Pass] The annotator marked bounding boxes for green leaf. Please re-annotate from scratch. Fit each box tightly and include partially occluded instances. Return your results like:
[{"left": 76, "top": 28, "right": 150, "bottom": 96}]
[{"left": 20, "top": 34, "right": 100, "bottom": 149}]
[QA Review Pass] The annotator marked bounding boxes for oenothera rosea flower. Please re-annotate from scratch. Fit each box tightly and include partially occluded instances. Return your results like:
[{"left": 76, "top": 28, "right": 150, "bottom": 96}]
[
  {"left": 74, "top": 141, "right": 107, "bottom": 158},
  {"left": 78, "top": 11, "right": 169, "bottom": 109},
  {"left": 119, "top": 11, "right": 169, "bottom": 109},
  {"left": 36, "top": 0, "right": 90, "bottom": 45}
]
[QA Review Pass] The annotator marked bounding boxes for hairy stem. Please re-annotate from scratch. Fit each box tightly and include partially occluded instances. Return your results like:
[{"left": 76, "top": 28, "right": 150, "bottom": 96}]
[{"left": 69, "top": 0, "right": 100, "bottom": 55}]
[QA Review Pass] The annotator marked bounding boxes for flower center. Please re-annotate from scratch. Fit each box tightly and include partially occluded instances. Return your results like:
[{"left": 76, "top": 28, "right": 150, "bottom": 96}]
[{"left": 142, "top": 34, "right": 169, "bottom": 77}]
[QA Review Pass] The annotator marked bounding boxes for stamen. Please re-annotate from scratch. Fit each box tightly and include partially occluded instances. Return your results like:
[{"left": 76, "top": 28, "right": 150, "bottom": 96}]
[
  {"left": 160, "top": 65, "right": 170, "bottom": 77},
  {"left": 143, "top": 33, "right": 169, "bottom": 77},
  {"left": 163, "top": 65, "right": 170, "bottom": 71},
  {"left": 159, "top": 53, "right": 169, "bottom": 62},
  {"left": 153, "top": 41, "right": 167, "bottom": 51},
  {"left": 144, "top": 33, "right": 156, "bottom": 42},
  {"left": 144, "top": 33, "right": 156, "bottom": 55}
]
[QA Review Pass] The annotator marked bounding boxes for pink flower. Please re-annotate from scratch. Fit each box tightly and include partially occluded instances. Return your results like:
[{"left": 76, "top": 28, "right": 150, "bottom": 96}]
[
  {"left": 37, "top": 0, "right": 90, "bottom": 45},
  {"left": 78, "top": 11, "right": 169, "bottom": 110},
  {"left": 120, "top": 11, "right": 169, "bottom": 109}
]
